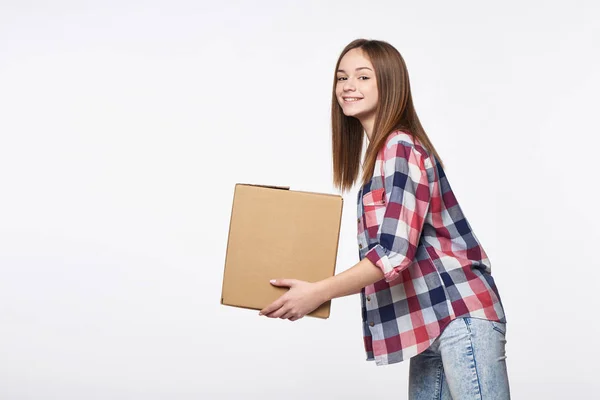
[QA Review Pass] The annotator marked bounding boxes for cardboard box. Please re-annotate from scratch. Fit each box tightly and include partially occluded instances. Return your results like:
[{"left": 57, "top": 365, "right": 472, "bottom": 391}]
[{"left": 221, "top": 183, "right": 344, "bottom": 318}]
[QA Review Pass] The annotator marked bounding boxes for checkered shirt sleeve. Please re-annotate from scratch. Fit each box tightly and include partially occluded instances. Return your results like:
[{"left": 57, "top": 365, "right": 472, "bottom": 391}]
[{"left": 364, "top": 141, "right": 431, "bottom": 282}]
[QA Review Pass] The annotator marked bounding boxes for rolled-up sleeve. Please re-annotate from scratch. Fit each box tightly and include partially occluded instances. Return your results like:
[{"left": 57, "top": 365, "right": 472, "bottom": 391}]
[{"left": 364, "top": 141, "right": 431, "bottom": 282}]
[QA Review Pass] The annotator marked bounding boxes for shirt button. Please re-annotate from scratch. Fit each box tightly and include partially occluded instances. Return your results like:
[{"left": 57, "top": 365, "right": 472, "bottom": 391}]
[
  {"left": 369, "top": 322, "right": 375, "bottom": 327},
  {"left": 358, "top": 243, "right": 363, "bottom": 249},
  {"left": 366, "top": 296, "right": 371, "bottom": 301},
  {"left": 357, "top": 218, "right": 360, "bottom": 223}
]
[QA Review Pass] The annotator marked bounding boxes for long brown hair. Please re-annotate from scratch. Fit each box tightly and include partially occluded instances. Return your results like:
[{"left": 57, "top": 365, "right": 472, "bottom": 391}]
[{"left": 331, "top": 39, "right": 444, "bottom": 193}]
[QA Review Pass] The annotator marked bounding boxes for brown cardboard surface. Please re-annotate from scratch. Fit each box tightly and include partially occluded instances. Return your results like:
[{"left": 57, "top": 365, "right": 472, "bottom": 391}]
[{"left": 221, "top": 183, "right": 343, "bottom": 319}]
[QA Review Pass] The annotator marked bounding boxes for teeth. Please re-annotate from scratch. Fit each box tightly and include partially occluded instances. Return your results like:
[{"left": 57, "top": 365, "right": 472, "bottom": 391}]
[{"left": 345, "top": 98, "right": 361, "bottom": 102}]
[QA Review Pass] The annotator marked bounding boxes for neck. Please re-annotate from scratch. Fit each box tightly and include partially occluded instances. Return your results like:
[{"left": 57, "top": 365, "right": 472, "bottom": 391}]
[{"left": 360, "top": 116, "right": 375, "bottom": 141}]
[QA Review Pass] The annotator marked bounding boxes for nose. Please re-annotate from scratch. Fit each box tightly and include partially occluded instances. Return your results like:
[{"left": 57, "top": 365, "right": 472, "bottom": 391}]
[{"left": 343, "top": 78, "right": 356, "bottom": 91}]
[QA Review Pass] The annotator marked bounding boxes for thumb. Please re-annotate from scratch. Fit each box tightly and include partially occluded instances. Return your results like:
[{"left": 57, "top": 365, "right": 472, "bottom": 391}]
[{"left": 270, "top": 278, "right": 297, "bottom": 288}]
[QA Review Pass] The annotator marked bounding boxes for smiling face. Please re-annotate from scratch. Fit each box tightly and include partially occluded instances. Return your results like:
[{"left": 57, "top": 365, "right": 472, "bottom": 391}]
[{"left": 335, "top": 48, "right": 379, "bottom": 124}]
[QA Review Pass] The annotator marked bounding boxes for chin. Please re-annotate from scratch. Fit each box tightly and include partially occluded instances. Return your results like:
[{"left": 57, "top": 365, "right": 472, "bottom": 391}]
[{"left": 343, "top": 110, "right": 364, "bottom": 119}]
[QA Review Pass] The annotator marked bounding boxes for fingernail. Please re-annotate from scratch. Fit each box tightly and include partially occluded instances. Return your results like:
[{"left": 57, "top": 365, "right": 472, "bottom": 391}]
[
  {"left": 258, "top": 312, "right": 263, "bottom": 316},
  {"left": 270, "top": 279, "right": 275, "bottom": 284}
]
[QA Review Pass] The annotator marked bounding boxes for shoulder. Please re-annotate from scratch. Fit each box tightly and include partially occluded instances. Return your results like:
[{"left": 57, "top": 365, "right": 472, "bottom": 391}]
[
  {"left": 382, "top": 130, "right": 430, "bottom": 163},
  {"left": 385, "top": 129, "right": 414, "bottom": 147}
]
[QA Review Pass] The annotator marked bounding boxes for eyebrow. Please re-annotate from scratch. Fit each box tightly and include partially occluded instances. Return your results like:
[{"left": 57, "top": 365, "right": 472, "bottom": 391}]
[{"left": 337, "top": 67, "right": 373, "bottom": 73}]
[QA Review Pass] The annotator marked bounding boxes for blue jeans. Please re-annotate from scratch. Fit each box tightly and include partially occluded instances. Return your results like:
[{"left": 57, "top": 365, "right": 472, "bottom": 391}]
[{"left": 408, "top": 317, "right": 510, "bottom": 399}]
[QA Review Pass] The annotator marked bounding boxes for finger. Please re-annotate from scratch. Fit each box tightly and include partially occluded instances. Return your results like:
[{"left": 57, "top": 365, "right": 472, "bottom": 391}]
[
  {"left": 268, "top": 305, "right": 290, "bottom": 319},
  {"left": 289, "top": 314, "right": 302, "bottom": 322},
  {"left": 259, "top": 299, "right": 285, "bottom": 316},
  {"left": 270, "top": 278, "right": 298, "bottom": 288},
  {"left": 281, "top": 310, "right": 295, "bottom": 320}
]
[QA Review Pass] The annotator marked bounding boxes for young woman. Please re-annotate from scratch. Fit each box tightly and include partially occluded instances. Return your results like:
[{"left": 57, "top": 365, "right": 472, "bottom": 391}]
[{"left": 259, "top": 39, "right": 510, "bottom": 399}]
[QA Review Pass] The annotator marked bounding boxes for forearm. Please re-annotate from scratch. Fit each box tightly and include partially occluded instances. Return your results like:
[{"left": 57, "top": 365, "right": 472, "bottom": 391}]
[{"left": 317, "top": 257, "right": 384, "bottom": 301}]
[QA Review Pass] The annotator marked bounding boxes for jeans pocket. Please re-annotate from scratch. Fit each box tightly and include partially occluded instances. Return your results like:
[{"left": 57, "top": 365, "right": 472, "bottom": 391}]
[{"left": 491, "top": 320, "right": 507, "bottom": 336}]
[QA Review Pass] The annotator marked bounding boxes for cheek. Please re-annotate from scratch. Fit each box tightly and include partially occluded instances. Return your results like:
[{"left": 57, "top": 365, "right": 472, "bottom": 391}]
[
  {"left": 367, "top": 84, "right": 377, "bottom": 96},
  {"left": 367, "top": 88, "right": 378, "bottom": 106},
  {"left": 335, "top": 89, "right": 345, "bottom": 105}
]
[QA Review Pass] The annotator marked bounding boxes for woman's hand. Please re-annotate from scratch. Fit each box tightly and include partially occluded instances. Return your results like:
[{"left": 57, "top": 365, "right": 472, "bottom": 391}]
[{"left": 259, "top": 279, "right": 328, "bottom": 321}]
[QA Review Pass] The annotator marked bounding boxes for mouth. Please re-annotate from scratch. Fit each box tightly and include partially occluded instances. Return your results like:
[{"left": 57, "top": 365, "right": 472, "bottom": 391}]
[{"left": 343, "top": 97, "right": 363, "bottom": 103}]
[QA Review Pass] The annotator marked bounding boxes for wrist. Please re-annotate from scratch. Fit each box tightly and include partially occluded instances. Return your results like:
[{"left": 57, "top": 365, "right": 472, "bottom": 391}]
[{"left": 315, "top": 279, "right": 332, "bottom": 303}]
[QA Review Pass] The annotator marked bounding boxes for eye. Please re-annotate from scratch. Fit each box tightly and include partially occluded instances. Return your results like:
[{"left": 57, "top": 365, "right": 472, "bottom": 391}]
[
  {"left": 337, "top": 76, "right": 347, "bottom": 81},
  {"left": 358, "top": 76, "right": 370, "bottom": 80}
]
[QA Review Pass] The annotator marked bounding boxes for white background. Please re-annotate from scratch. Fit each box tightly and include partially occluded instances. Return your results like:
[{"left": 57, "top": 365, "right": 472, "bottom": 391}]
[{"left": 1, "top": 1, "right": 599, "bottom": 399}]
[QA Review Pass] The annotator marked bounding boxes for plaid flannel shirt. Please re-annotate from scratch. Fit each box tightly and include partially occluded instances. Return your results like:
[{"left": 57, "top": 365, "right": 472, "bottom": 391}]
[{"left": 357, "top": 130, "right": 506, "bottom": 366}]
